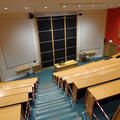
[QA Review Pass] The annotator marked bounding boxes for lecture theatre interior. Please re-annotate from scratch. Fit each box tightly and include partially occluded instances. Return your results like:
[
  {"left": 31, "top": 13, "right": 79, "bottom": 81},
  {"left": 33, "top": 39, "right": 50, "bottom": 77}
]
[{"left": 0, "top": 0, "right": 120, "bottom": 120}]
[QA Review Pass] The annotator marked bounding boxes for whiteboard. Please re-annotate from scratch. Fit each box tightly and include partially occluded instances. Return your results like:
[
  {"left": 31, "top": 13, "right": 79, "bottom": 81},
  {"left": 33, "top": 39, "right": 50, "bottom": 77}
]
[
  {"left": 80, "top": 14, "right": 103, "bottom": 50},
  {"left": 0, "top": 18, "right": 35, "bottom": 68}
]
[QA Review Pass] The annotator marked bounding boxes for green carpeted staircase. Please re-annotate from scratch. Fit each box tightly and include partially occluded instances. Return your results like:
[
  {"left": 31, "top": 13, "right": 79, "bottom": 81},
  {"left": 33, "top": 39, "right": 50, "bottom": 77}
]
[{"left": 31, "top": 82, "right": 82, "bottom": 120}]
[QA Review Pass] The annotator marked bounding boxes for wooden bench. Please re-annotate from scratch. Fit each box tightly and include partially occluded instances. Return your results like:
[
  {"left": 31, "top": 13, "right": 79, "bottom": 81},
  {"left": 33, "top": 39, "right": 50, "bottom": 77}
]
[
  {"left": 69, "top": 65, "right": 120, "bottom": 103},
  {"left": 112, "top": 52, "right": 120, "bottom": 58},
  {"left": 0, "top": 77, "right": 38, "bottom": 107},
  {"left": 60, "top": 58, "right": 120, "bottom": 90},
  {"left": 85, "top": 80, "right": 120, "bottom": 120},
  {"left": 0, "top": 104, "right": 21, "bottom": 120},
  {"left": 112, "top": 105, "right": 120, "bottom": 120},
  {"left": 53, "top": 58, "right": 118, "bottom": 87}
]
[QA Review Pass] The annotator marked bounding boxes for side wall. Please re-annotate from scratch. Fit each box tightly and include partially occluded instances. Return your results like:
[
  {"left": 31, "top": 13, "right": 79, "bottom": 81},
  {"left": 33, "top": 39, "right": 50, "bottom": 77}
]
[
  {"left": 0, "top": 14, "right": 40, "bottom": 81},
  {"left": 105, "top": 7, "right": 120, "bottom": 52},
  {"left": 77, "top": 10, "right": 107, "bottom": 60}
]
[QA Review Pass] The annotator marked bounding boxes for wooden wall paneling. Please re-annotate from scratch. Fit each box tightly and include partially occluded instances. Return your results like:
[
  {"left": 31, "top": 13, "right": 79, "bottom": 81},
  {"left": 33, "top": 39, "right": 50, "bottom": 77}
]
[
  {"left": 50, "top": 17, "right": 55, "bottom": 65},
  {"left": 64, "top": 16, "right": 67, "bottom": 61}
]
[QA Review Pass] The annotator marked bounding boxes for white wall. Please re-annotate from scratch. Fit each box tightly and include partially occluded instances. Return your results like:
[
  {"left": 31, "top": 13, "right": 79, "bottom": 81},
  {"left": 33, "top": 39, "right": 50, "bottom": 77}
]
[
  {"left": 0, "top": 11, "right": 107, "bottom": 81},
  {"left": 77, "top": 10, "right": 107, "bottom": 60},
  {"left": 0, "top": 14, "right": 40, "bottom": 81}
]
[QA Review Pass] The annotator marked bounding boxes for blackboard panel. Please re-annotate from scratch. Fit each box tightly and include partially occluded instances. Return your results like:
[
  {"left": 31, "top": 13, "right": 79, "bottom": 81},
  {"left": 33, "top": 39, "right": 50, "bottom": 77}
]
[
  {"left": 55, "top": 57, "right": 65, "bottom": 64},
  {"left": 37, "top": 20, "right": 51, "bottom": 31},
  {"left": 52, "top": 16, "right": 64, "bottom": 19},
  {"left": 40, "top": 42, "right": 53, "bottom": 52},
  {"left": 39, "top": 31, "right": 52, "bottom": 42},
  {"left": 41, "top": 51, "right": 53, "bottom": 62},
  {"left": 67, "top": 47, "right": 76, "bottom": 56},
  {"left": 53, "top": 19, "right": 64, "bottom": 30},
  {"left": 42, "top": 61, "right": 53, "bottom": 68},
  {"left": 67, "top": 38, "right": 76, "bottom": 47},
  {"left": 67, "top": 55, "right": 76, "bottom": 60},
  {"left": 54, "top": 40, "right": 65, "bottom": 50},
  {"left": 66, "top": 16, "right": 76, "bottom": 28},
  {"left": 66, "top": 28, "right": 76, "bottom": 38},
  {"left": 54, "top": 30, "right": 64, "bottom": 40},
  {"left": 37, "top": 17, "right": 50, "bottom": 20},
  {"left": 55, "top": 49, "right": 65, "bottom": 59}
]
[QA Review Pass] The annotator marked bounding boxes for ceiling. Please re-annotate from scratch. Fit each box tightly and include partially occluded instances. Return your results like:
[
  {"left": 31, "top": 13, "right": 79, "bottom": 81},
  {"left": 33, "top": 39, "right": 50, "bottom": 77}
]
[{"left": 0, "top": 0, "right": 120, "bottom": 14}]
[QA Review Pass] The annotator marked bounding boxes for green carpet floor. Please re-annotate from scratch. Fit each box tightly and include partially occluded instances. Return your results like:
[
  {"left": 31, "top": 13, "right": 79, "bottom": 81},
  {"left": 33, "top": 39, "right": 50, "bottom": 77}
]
[{"left": 15, "top": 57, "right": 120, "bottom": 120}]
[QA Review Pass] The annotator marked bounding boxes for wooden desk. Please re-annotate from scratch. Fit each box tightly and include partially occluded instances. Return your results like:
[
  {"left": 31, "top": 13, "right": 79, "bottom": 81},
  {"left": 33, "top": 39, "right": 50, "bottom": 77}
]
[
  {"left": 53, "top": 58, "right": 118, "bottom": 86},
  {"left": 70, "top": 65, "right": 120, "bottom": 103},
  {"left": 112, "top": 105, "right": 120, "bottom": 120},
  {"left": 53, "top": 58, "right": 117, "bottom": 79},
  {"left": 0, "top": 77, "right": 38, "bottom": 88},
  {"left": 0, "top": 104, "right": 21, "bottom": 120},
  {"left": 60, "top": 58, "right": 120, "bottom": 90},
  {"left": 85, "top": 80, "right": 120, "bottom": 120},
  {"left": 0, "top": 91, "right": 29, "bottom": 107},
  {"left": 54, "top": 60, "right": 78, "bottom": 72},
  {"left": 0, "top": 78, "right": 38, "bottom": 107},
  {"left": 112, "top": 52, "right": 120, "bottom": 58}
]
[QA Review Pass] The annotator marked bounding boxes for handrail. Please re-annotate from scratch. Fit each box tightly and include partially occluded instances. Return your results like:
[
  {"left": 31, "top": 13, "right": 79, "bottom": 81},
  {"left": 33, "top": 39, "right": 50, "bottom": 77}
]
[{"left": 91, "top": 94, "right": 110, "bottom": 120}]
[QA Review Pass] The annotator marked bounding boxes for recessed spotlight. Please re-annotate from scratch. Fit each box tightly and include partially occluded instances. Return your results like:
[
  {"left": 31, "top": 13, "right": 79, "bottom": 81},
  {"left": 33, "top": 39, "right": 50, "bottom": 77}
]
[
  {"left": 91, "top": 4, "right": 95, "bottom": 7},
  {"left": 62, "top": 5, "right": 66, "bottom": 8},
  {"left": 78, "top": 4, "right": 81, "bottom": 7},
  {"left": 103, "top": 4, "right": 106, "bottom": 7},
  {"left": 24, "top": 7, "right": 29, "bottom": 10},
  {"left": 4, "top": 7, "right": 8, "bottom": 10},
  {"left": 44, "top": 6, "right": 48, "bottom": 9}
]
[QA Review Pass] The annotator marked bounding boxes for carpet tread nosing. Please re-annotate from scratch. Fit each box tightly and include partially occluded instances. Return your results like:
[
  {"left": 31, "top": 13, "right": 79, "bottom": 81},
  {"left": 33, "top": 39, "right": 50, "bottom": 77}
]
[
  {"left": 37, "top": 104, "right": 71, "bottom": 116},
  {"left": 37, "top": 110, "right": 76, "bottom": 120},
  {"left": 37, "top": 103, "right": 70, "bottom": 113},
  {"left": 49, "top": 112, "right": 78, "bottom": 120},
  {"left": 36, "top": 92, "right": 62, "bottom": 99},
  {"left": 37, "top": 96, "right": 65, "bottom": 104},
  {"left": 36, "top": 108, "right": 72, "bottom": 120},
  {"left": 36, "top": 91, "right": 62, "bottom": 97},
  {"left": 36, "top": 91, "right": 61, "bottom": 95},
  {"left": 36, "top": 94, "right": 64, "bottom": 101},
  {"left": 37, "top": 89, "right": 61, "bottom": 93},
  {"left": 37, "top": 99, "right": 67, "bottom": 107},
  {"left": 36, "top": 101, "right": 69, "bottom": 111},
  {"left": 37, "top": 87, "right": 58, "bottom": 91}
]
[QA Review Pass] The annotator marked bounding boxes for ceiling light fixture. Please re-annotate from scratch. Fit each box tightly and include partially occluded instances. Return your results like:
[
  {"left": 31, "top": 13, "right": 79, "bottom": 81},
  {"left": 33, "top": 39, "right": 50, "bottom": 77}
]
[
  {"left": 91, "top": 4, "right": 95, "bottom": 7},
  {"left": 78, "top": 4, "right": 81, "bottom": 7},
  {"left": 102, "top": 4, "right": 106, "bottom": 7},
  {"left": 44, "top": 6, "right": 48, "bottom": 9},
  {"left": 63, "top": 5, "right": 66, "bottom": 8},
  {"left": 24, "top": 7, "right": 29, "bottom": 10},
  {"left": 4, "top": 7, "right": 8, "bottom": 10}
]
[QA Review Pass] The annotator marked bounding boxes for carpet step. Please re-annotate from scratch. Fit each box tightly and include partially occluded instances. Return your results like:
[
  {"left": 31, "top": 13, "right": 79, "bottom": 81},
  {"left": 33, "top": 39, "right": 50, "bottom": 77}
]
[
  {"left": 37, "top": 89, "right": 60, "bottom": 94},
  {"left": 36, "top": 94, "right": 63, "bottom": 101},
  {"left": 36, "top": 98, "right": 67, "bottom": 108},
  {"left": 36, "top": 92, "right": 62, "bottom": 99},
  {"left": 37, "top": 86, "right": 58, "bottom": 92},
  {"left": 36, "top": 108, "right": 72, "bottom": 120},
  {"left": 37, "top": 101, "right": 69, "bottom": 111},
  {"left": 37, "top": 96, "right": 65, "bottom": 105},
  {"left": 36, "top": 91, "right": 62, "bottom": 97},
  {"left": 50, "top": 112, "right": 78, "bottom": 120},
  {"left": 37, "top": 104, "right": 71, "bottom": 116}
]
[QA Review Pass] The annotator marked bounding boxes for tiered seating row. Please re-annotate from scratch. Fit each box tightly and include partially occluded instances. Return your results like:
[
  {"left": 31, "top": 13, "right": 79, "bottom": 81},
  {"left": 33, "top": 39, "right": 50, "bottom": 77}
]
[{"left": 0, "top": 77, "right": 38, "bottom": 120}]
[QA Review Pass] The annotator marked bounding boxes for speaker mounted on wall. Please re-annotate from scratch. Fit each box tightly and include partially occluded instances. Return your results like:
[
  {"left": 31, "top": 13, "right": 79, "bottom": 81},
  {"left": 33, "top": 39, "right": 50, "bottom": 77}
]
[{"left": 29, "top": 13, "right": 34, "bottom": 19}]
